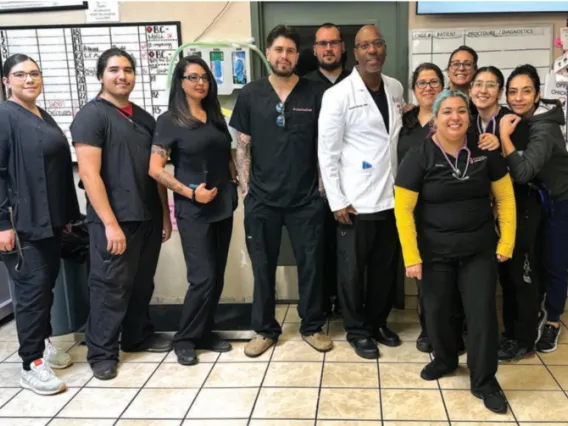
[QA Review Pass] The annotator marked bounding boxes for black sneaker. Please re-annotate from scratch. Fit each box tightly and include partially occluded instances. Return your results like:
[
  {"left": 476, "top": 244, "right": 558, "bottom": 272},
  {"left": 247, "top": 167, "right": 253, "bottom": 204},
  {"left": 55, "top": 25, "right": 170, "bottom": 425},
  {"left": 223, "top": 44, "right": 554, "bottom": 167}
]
[
  {"left": 196, "top": 333, "right": 232, "bottom": 353},
  {"left": 498, "top": 338, "right": 535, "bottom": 362},
  {"left": 416, "top": 329, "right": 433, "bottom": 353},
  {"left": 92, "top": 361, "right": 118, "bottom": 380},
  {"left": 537, "top": 324, "right": 561, "bottom": 353},
  {"left": 420, "top": 360, "right": 457, "bottom": 381},
  {"left": 472, "top": 389, "right": 508, "bottom": 414}
]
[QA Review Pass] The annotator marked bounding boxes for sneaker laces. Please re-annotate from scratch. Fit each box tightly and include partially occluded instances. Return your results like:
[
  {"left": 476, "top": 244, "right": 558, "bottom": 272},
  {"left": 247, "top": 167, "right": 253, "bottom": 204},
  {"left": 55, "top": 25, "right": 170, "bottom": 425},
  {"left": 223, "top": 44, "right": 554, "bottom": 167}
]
[
  {"left": 30, "top": 359, "right": 56, "bottom": 383},
  {"left": 542, "top": 324, "right": 557, "bottom": 340},
  {"left": 44, "top": 340, "right": 57, "bottom": 358}
]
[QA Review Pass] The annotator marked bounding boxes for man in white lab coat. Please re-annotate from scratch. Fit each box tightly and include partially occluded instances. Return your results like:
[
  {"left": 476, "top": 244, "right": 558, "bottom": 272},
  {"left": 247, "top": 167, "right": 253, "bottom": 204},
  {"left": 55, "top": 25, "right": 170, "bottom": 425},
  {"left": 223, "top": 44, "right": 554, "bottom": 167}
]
[{"left": 318, "top": 25, "right": 405, "bottom": 360}]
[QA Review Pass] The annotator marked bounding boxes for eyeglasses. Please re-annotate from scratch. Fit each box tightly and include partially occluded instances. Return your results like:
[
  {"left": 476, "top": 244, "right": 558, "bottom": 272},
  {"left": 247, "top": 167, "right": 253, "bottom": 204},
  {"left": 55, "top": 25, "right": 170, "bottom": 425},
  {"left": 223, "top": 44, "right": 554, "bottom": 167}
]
[
  {"left": 355, "top": 39, "right": 386, "bottom": 51},
  {"left": 276, "top": 102, "right": 285, "bottom": 128},
  {"left": 471, "top": 80, "right": 499, "bottom": 90},
  {"left": 10, "top": 71, "right": 42, "bottom": 81},
  {"left": 315, "top": 40, "right": 342, "bottom": 48},
  {"left": 449, "top": 61, "right": 474, "bottom": 70},
  {"left": 416, "top": 79, "right": 441, "bottom": 89},
  {"left": 182, "top": 74, "right": 209, "bottom": 83}
]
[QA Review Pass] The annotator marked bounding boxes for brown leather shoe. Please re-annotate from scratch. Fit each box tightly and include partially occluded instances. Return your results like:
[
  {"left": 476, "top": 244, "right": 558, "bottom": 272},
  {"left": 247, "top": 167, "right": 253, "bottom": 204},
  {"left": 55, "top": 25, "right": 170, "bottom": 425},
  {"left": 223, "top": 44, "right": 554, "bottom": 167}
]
[
  {"left": 244, "top": 335, "right": 275, "bottom": 358},
  {"left": 302, "top": 331, "right": 333, "bottom": 352}
]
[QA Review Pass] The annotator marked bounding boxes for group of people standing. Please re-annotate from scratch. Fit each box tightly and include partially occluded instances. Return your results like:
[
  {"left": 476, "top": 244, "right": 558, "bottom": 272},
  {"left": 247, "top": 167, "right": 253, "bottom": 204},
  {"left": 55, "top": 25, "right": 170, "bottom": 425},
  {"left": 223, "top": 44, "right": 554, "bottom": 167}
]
[{"left": 0, "top": 20, "right": 567, "bottom": 418}]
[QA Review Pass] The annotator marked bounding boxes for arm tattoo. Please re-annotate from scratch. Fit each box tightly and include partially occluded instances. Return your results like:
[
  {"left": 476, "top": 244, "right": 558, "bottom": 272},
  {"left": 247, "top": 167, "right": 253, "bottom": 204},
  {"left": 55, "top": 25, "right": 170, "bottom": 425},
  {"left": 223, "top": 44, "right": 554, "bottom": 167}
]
[
  {"left": 155, "top": 169, "right": 187, "bottom": 197},
  {"left": 235, "top": 132, "right": 251, "bottom": 192},
  {"left": 151, "top": 145, "right": 169, "bottom": 159}
]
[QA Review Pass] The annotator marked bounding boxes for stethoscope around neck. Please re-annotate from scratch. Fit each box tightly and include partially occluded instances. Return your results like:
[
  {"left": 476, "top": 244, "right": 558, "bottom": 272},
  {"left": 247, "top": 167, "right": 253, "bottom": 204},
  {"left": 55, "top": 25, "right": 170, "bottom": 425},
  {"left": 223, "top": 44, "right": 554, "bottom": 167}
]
[
  {"left": 476, "top": 107, "right": 500, "bottom": 135},
  {"left": 433, "top": 135, "right": 471, "bottom": 181}
]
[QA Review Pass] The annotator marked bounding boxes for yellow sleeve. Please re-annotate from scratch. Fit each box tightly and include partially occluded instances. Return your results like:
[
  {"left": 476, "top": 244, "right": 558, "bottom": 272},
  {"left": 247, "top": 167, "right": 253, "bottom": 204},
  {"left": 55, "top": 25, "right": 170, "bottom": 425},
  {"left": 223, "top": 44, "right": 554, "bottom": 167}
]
[
  {"left": 490, "top": 174, "right": 517, "bottom": 258},
  {"left": 394, "top": 186, "right": 422, "bottom": 267}
]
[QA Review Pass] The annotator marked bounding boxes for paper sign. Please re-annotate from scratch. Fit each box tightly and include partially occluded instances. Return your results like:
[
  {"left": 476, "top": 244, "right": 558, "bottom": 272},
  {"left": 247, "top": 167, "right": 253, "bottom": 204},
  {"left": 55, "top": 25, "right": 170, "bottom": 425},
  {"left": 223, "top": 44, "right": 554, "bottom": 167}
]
[
  {"left": 85, "top": 0, "right": 119, "bottom": 23},
  {"left": 561, "top": 27, "right": 568, "bottom": 51},
  {"left": 168, "top": 199, "right": 178, "bottom": 231}
]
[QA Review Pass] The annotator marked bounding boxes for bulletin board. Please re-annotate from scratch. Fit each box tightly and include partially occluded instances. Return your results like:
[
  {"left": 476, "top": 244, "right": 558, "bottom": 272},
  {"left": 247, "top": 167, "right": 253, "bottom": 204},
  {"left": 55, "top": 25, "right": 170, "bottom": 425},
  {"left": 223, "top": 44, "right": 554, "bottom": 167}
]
[
  {"left": 408, "top": 25, "right": 554, "bottom": 104},
  {"left": 0, "top": 21, "right": 182, "bottom": 160}
]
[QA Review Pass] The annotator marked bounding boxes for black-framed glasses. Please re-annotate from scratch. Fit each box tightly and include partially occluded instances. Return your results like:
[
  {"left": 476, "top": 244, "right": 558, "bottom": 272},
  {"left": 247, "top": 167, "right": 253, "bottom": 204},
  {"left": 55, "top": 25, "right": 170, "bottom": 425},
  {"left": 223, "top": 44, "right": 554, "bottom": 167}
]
[
  {"left": 355, "top": 39, "right": 386, "bottom": 51},
  {"left": 449, "top": 61, "right": 474, "bottom": 70},
  {"left": 315, "top": 40, "right": 342, "bottom": 48},
  {"left": 276, "top": 102, "right": 285, "bottom": 128},
  {"left": 10, "top": 71, "right": 42, "bottom": 81},
  {"left": 416, "top": 79, "right": 442, "bottom": 89},
  {"left": 182, "top": 74, "right": 209, "bottom": 83}
]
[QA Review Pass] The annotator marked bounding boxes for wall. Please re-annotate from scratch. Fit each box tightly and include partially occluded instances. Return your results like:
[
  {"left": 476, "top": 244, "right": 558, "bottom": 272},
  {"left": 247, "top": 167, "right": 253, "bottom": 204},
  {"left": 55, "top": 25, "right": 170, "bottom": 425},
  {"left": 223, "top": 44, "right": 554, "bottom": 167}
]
[{"left": 0, "top": 1, "right": 256, "bottom": 304}]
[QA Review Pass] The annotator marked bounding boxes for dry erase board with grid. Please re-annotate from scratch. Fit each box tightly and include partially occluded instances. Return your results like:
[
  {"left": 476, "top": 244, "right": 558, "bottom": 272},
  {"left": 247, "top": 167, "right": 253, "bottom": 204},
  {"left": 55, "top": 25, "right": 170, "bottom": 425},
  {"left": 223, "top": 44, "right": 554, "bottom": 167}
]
[
  {"left": 408, "top": 25, "right": 554, "bottom": 104},
  {"left": 0, "top": 22, "right": 182, "bottom": 160}
]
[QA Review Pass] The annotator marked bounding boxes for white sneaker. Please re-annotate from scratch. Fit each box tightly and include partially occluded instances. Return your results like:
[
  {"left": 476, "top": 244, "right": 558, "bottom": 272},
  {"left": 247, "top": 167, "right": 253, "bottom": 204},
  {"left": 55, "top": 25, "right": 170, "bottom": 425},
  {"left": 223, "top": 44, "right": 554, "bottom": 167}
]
[
  {"left": 44, "top": 339, "right": 73, "bottom": 369},
  {"left": 20, "top": 358, "right": 67, "bottom": 395}
]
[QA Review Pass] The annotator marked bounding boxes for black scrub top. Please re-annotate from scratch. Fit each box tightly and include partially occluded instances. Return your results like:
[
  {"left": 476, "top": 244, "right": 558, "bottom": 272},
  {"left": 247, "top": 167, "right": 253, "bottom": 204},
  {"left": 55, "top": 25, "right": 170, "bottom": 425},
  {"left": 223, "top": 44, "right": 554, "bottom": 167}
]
[
  {"left": 229, "top": 77, "right": 322, "bottom": 208},
  {"left": 304, "top": 68, "right": 351, "bottom": 89},
  {"left": 395, "top": 135, "right": 508, "bottom": 260},
  {"left": 70, "top": 99, "right": 161, "bottom": 224},
  {"left": 368, "top": 82, "right": 390, "bottom": 133},
  {"left": 153, "top": 112, "right": 237, "bottom": 223},
  {"left": 0, "top": 101, "right": 80, "bottom": 240},
  {"left": 398, "top": 108, "right": 431, "bottom": 164}
]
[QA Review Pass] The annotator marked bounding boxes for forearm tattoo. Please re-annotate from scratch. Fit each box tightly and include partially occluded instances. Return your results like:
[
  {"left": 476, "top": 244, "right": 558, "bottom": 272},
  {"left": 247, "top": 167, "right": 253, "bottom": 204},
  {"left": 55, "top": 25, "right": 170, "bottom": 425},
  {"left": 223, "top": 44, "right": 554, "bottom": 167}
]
[{"left": 236, "top": 132, "right": 251, "bottom": 191}]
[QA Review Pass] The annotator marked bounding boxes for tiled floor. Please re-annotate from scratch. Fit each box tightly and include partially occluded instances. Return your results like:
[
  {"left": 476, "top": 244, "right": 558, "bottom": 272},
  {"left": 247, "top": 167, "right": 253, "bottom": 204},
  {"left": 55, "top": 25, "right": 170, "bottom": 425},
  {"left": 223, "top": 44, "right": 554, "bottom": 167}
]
[{"left": 1, "top": 304, "right": 568, "bottom": 425}]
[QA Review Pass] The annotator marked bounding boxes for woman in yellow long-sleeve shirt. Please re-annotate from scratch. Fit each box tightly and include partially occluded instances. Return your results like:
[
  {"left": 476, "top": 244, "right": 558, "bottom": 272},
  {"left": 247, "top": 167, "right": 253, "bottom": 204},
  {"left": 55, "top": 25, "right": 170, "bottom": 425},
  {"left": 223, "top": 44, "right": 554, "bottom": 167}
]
[{"left": 394, "top": 89, "right": 516, "bottom": 416}]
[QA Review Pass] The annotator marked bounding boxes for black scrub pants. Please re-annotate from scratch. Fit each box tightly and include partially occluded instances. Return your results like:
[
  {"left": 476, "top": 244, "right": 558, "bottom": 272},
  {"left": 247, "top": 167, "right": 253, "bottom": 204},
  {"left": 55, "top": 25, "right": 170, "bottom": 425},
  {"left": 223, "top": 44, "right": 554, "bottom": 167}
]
[
  {"left": 422, "top": 250, "right": 500, "bottom": 395},
  {"left": 336, "top": 211, "right": 398, "bottom": 342},
  {"left": 323, "top": 203, "right": 339, "bottom": 315},
  {"left": 2, "top": 230, "right": 62, "bottom": 369},
  {"left": 244, "top": 193, "right": 326, "bottom": 340},
  {"left": 86, "top": 219, "right": 161, "bottom": 365},
  {"left": 498, "top": 186, "right": 542, "bottom": 349},
  {"left": 173, "top": 216, "right": 233, "bottom": 349}
]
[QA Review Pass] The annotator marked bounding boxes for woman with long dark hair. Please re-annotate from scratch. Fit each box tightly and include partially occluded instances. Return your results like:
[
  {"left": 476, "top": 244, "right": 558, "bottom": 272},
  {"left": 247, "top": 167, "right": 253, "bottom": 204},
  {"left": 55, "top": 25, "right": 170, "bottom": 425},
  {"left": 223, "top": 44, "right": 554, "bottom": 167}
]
[
  {"left": 469, "top": 65, "right": 541, "bottom": 361},
  {"left": 149, "top": 56, "right": 238, "bottom": 365},
  {"left": 500, "top": 64, "right": 568, "bottom": 354},
  {"left": 0, "top": 54, "right": 80, "bottom": 394}
]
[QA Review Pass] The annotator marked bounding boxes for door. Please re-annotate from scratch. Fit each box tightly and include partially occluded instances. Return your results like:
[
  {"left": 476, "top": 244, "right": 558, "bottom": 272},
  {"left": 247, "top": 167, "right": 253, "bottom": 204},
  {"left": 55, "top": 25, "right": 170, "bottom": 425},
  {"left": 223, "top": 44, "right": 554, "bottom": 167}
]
[{"left": 249, "top": 1, "right": 409, "bottom": 299}]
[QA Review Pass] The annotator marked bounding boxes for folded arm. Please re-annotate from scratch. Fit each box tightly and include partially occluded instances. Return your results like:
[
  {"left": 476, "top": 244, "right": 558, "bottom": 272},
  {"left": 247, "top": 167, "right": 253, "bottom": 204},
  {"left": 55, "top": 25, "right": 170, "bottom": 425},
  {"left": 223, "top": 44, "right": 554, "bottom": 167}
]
[{"left": 148, "top": 145, "right": 192, "bottom": 199}]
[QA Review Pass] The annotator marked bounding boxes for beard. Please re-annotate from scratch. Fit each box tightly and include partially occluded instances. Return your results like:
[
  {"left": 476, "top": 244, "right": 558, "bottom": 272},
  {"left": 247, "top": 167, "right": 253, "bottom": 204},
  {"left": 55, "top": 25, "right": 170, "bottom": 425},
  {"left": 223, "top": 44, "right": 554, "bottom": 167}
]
[
  {"left": 270, "top": 62, "right": 295, "bottom": 77},
  {"left": 319, "top": 57, "right": 342, "bottom": 72}
]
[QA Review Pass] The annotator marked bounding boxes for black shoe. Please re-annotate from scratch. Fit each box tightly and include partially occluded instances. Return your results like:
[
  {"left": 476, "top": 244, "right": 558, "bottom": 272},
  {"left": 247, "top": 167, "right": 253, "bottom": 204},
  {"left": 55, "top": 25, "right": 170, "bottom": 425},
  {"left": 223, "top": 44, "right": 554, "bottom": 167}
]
[
  {"left": 420, "top": 360, "right": 457, "bottom": 381},
  {"left": 374, "top": 326, "right": 401, "bottom": 347},
  {"left": 196, "top": 333, "right": 232, "bottom": 353},
  {"left": 472, "top": 389, "right": 508, "bottom": 414},
  {"left": 537, "top": 324, "right": 561, "bottom": 353},
  {"left": 92, "top": 361, "right": 118, "bottom": 380},
  {"left": 175, "top": 346, "right": 198, "bottom": 366},
  {"left": 122, "top": 333, "right": 172, "bottom": 353},
  {"left": 416, "top": 329, "right": 433, "bottom": 353},
  {"left": 350, "top": 337, "right": 379, "bottom": 359},
  {"left": 498, "top": 338, "right": 535, "bottom": 362}
]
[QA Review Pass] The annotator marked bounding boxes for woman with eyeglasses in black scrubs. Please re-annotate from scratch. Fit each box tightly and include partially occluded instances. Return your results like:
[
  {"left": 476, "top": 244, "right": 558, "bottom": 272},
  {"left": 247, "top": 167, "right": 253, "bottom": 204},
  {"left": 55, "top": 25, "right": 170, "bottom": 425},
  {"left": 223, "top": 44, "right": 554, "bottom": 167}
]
[
  {"left": 149, "top": 56, "right": 238, "bottom": 366},
  {"left": 469, "top": 66, "right": 541, "bottom": 362},
  {"left": 395, "top": 89, "right": 516, "bottom": 414},
  {"left": 0, "top": 54, "right": 80, "bottom": 395}
]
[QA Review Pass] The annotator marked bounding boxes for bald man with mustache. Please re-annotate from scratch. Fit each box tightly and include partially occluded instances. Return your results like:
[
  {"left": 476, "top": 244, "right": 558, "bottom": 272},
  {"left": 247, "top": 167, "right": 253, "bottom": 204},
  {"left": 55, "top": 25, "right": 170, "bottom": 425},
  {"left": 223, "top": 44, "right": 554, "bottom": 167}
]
[{"left": 318, "top": 25, "right": 406, "bottom": 359}]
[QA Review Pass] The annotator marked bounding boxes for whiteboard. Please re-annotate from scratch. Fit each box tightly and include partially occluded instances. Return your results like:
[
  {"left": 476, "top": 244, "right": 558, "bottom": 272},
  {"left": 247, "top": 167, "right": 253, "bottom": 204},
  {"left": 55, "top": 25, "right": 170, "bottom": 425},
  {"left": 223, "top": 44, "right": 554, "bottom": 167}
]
[
  {"left": 0, "top": 22, "right": 182, "bottom": 160},
  {"left": 408, "top": 25, "right": 553, "bottom": 104}
]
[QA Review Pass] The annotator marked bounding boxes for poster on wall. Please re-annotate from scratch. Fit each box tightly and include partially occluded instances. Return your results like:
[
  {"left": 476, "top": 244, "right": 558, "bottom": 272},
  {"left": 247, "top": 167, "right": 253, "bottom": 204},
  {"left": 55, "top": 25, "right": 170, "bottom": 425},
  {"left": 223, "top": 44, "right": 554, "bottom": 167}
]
[
  {"left": 0, "top": 1, "right": 87, "bottom": 14},
  {"left": 0, "top": 21, "right": 182, "bottom": 161}
]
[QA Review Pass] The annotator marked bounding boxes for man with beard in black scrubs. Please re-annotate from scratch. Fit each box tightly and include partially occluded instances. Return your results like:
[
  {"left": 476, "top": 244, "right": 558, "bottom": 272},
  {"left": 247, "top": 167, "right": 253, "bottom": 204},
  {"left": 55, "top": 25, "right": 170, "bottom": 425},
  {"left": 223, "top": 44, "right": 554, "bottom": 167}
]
[
  {"left": 71, "top": 48, "right": 172, "bottom": 380},
  {"left": 304, "top": 22, "right": 351, "bottom": 317},
  {"left": 230, "top": 24, "right": 332, "bottom": 358}
]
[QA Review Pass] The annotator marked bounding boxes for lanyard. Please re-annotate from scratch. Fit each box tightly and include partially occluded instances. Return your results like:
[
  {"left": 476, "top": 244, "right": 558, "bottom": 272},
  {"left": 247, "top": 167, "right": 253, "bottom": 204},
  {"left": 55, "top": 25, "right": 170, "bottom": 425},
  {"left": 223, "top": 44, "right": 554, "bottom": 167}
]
[
  {"left": 476, "top": 107, "right": 500, "bottom": 135},
  {"left": 434, "top": 136, "right": 471, "bottom": 181}
]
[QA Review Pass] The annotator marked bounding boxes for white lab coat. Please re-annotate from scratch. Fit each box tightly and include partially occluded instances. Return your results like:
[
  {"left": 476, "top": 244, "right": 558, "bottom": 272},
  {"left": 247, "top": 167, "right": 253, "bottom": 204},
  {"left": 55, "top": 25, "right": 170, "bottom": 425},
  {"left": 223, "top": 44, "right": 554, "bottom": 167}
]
[{"left": 318, "top": 67, "right": 405, "bottom": 214}]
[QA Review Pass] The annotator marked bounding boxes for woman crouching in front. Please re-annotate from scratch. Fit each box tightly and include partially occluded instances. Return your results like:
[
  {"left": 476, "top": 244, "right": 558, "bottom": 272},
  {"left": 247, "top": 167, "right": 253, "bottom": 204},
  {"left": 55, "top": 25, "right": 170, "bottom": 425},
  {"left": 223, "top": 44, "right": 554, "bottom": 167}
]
[{"left": 394, "top": 89, "right": 516, "bottom": 414}]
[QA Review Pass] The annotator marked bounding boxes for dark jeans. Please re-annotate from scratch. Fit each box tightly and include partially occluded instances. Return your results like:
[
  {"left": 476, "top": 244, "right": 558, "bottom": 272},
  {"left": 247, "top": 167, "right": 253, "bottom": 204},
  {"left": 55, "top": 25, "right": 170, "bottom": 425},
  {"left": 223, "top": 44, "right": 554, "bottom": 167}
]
[
  {"left": 173, "top": 216, "right": 233, "bottom": 349},
  {"left": 543, "top": 199, "right": 568, "bottom": 322},
  {"left": 336, "top": 211, "right": 398, "bottom": 341},
  {"left": 244, "top": 193, "right": 326, "bottom": 340},
  {"left": 86, "top": 220, "right": 161, "bottom": 365},
  {"left": 422, "top": 250, "right": 500, "bottom": 394},
  {"left": 2, "top": 231, "right": 61, "bottom": 369}
]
